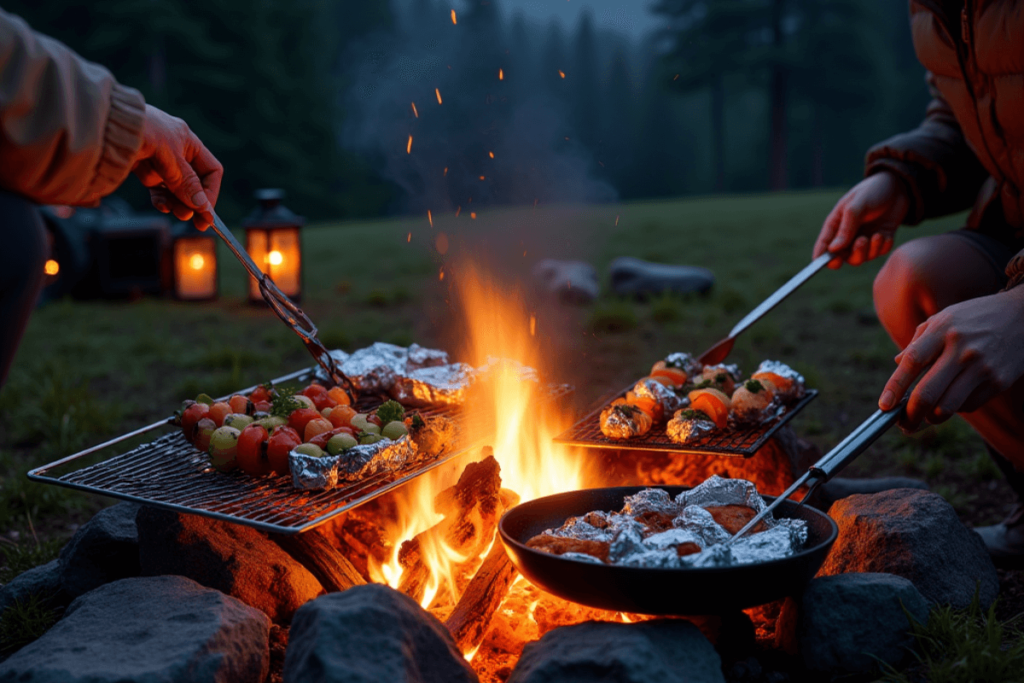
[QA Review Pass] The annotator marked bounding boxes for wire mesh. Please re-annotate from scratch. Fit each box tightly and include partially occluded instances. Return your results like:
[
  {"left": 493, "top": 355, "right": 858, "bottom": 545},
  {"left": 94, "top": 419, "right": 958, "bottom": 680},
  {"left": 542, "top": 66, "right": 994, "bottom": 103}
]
[
  {"left": 554, "top": 390, "right": 817, "bottom": 457},
  {"left": 30, "top": 384, "right": 574, "bottom": 535}
]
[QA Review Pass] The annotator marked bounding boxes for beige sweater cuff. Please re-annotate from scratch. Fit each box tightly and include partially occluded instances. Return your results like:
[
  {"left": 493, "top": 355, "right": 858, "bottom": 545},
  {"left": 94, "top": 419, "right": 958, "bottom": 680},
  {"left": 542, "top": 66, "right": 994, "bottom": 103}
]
[{"left": 84, "top": 83, "right": 145, "bottom": 204}]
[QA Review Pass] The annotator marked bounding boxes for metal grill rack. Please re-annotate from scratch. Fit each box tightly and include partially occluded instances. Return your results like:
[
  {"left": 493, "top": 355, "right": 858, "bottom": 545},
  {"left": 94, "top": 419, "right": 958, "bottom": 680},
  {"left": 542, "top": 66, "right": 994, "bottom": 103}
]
[
  {"left": 554, "top": 389, "right": 817, "bottom": 456},
  {"left": 28, "top": 366, "right": 573, "bottom": 535}
]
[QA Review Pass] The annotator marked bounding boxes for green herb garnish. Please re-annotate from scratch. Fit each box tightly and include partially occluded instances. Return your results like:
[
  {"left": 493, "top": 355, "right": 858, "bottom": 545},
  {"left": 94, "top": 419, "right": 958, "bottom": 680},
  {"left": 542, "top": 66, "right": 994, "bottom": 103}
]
[
  {"left": 375, "top": 400, "right": 405, "bottom": 425},
  {"left": 195, "top": 393, "right": 214, "bottom": 406},
  {"left": 679, "top": 409, "right": 712, "bottom": 422},
  {"left": 744, "top": 379, "right": 765, "bottom": 394},
  {"left": 270, "top": 386, "right": 303, "bottom": 417},
  {"left": 410, "top": 414, "right": 425, "bottom": 429},
  {"left": 692, "top": 379, "right": 713, "bottom": 390}
]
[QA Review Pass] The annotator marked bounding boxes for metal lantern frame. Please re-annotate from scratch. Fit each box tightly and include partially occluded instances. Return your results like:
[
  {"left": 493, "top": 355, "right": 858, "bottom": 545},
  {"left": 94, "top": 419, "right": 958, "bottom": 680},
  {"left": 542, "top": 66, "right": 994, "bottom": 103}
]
[{"left": 242, "top": 189, "right": 304, "bottom": 304}]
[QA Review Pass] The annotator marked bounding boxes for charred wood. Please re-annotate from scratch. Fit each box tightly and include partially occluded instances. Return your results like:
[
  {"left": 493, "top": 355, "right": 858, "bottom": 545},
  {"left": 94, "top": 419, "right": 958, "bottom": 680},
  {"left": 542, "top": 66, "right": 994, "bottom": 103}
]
[
  {"left": 273, "top": 528, "right": 366, "bottom": 593},
  {"left": 445, "top": 541, "right": 518, "bottom": 653}
]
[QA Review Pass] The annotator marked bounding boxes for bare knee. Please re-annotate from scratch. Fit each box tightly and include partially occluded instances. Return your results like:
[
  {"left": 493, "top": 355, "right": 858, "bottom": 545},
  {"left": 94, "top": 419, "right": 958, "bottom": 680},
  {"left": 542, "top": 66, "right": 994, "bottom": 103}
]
[{"left": 873, "top": 241, "right": 939, "bottom": 348}]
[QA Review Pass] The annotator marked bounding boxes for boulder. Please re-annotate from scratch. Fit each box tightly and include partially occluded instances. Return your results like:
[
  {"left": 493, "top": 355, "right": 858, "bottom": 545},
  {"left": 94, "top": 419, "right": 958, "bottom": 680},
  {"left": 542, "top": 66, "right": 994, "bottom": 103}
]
[
  {"left": 532, "top": 259, "right": 600, "bottom": 304},
  {"left": 0, "top": 560, "right": 65, "bottom": 615},
  {"left": 809, "top": 477, "right": 928, "bottom": 511},
  {"left": 136, "top": 506, "right": 322, "bottom": 623},
  {"left": 818, "top": 489, "right": 999, "bottom": 608},
  {"left": 0, "top": 575, "right": 270, "bottom": 683},
  {"left": 59, "top": 502, "right": 139, "bottom": 598},
  {"left": 283, "top": 583, "right": 477, "bottom": 683},
  {"left": 608, "top": 257, "right": 715, "bottom": 297},
  {"left": 507, "top": 619, "right": 725, "bottom": 683},
  {"left": 778, "top": 573, "right": 929, "bottom": 675}
]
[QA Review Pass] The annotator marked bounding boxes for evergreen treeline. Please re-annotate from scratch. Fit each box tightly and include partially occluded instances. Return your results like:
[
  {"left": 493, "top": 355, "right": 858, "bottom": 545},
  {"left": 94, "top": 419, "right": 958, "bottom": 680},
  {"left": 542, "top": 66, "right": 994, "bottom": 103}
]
[{"left": 5, "top": 0, "right": 930, "bottom": 220}]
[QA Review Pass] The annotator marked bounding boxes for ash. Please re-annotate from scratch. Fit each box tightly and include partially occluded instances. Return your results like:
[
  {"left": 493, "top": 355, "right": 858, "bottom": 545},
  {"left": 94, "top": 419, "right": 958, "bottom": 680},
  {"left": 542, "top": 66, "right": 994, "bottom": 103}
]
[{"left": 531, "top": 476, "right": 807, "bottom": 568}]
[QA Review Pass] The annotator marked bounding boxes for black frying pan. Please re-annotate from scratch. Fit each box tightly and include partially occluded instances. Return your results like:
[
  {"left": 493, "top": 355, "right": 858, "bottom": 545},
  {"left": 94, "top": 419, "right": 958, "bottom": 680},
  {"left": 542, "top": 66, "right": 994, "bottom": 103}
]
[{"left": 498, "top": 485, "right": 837, "bottom": 615}]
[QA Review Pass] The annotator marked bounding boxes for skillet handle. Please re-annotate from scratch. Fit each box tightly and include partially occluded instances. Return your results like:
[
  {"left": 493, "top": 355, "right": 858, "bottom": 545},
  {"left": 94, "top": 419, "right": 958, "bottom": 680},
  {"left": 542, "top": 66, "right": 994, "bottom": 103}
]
[{"left": 809, "top": 398, "right": 907, "bottom": 482}]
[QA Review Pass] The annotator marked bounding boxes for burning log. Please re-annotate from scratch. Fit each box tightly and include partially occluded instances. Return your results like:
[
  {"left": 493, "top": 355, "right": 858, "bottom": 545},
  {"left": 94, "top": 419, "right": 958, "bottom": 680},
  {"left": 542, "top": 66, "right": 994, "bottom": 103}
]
[
  {"left": 444, "top": 538, "right": 518, "bottom": 653},
  {"left": 273, "top": 528, "right": 366, "bottom": 593},
  {"left": 398, "top": 452, "right": 504, "bottom": 604}
]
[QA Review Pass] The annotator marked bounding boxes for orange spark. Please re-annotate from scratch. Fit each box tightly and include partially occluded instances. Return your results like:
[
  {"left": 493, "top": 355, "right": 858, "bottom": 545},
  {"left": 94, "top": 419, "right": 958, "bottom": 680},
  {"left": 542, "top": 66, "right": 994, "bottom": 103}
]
[
  {"left": 451, "top": 9, "right": 457, "bottom": 24},
  {"left": 435, "top": 88, "right": 443, "bottom": 104},
  {"left": 455, "top": 206, "right": 461, "bottom": 217},
  {"left": 443, "top": 167, "right": 448, "bottom": 177},
  {"left": 407, "top": 232, "right": 412, "bottom": 242},
  {"left": 439, "top": 267, "right": 445, "bottom": 281},
  {"left": 523, "top": 250, "right": 527, "bottom": 257},
  {"left": 470, "top": 212, "right": 477, "bottom": 219},
  {"left": 499, "top": 68, "right": 504, "bottom": 80},
  {"left": 673, "top": 73, "right": 680, "bottom": 81},
  {"left": 529, "top": 314, "right": 536, "bottom": 336},
  {"left": 407, "top": 135, "right": 413, "bottom": 154},
  {"left": 411, "top": 102, "right": 419, "bottom": 117},
  {"left": 558, "top": 70, "right": 565, "bottom": 79},
  {"left": 615, "top": 215, "right": 620, "bottom": 226},
  {"left": 479, "top": 175, "right": 485, "bottom": 180},
  {"left": 488, "top": 151, "right": 494, "bottom": 159},
  {"left": 427, "top": 209, "right": 433, "bottom": 227}
]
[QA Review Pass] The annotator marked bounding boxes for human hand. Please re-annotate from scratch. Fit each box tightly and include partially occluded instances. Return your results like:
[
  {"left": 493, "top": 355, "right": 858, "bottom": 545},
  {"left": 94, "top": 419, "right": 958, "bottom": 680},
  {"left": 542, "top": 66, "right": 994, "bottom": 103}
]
[
  {"left": 878, "top": 286, "right": 1024, "bottom": 431},
  {"left": 131, "top": 105, "right": 223, "bottom": 230},
  {"left": 813, "top": 171, "right": 910, "bottom": 269}
]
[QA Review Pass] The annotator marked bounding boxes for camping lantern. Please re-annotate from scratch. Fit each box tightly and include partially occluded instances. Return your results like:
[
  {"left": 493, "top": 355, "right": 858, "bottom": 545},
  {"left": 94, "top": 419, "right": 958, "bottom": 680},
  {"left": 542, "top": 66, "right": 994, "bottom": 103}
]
[
  {"left": 171, "top": 222, "right": 218, "bottom": 300},
  {"left": 243, "top": 189, "right": 304, "bottom": 303}
]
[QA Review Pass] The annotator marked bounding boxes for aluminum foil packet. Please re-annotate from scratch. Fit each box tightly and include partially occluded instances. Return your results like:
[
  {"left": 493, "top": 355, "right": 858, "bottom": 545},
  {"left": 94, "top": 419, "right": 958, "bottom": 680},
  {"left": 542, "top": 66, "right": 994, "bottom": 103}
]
[
  {"left": 388, "top": 362, "right": 475, "bottom": 407},
  {"left": 666, "top": 412, "right": 716, "bottom": 445},
  {"left": 599, "top": 404, "right": 648, "bottom": 439},
  {"left": 288, "top": 436, "right": 420, "bottom": 491},
  {"left": 661, "top": 352, "right": 704, "bottom": 378},
  {"left": 753, "top": 360, "right": 806, "bottom": 399},
  {"left": 632, "top": 377, "right": 684, "bottom": 414},
  {"left": 338, "top": 342, "right": 410, "bottom": 393}
]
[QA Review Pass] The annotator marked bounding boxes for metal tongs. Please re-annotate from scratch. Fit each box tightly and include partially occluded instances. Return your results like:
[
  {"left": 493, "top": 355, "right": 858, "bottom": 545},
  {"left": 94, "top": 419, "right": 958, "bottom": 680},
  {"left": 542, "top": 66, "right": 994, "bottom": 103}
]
[
  {"left": 698, "top": 252, "right": 833, "bottom": 365},
  {"left": 727, "top": 396, "right": 909, "bottom": 544},
  {"left": 208, "top": 212, "right": 355, "bottom": 394}
]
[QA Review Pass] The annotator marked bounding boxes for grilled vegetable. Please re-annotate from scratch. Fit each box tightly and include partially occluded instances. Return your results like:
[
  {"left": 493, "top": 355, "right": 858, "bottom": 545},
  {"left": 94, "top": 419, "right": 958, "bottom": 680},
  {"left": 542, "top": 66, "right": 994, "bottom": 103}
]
[
  {"left": 375, "top": 400, "right": 405, "bottom": 425},
  {"left": 267, "top": 426, "right": 301, "bottom": 476},
  {"left": 236, "top": 425, "right": 270, "bottom": 476},
  {"left": 180, "top": 402, "right": 210, "bottom": 444},
  {"left": 208, "top": 402, "right": 232, "bottom": 427},
  {"left": 208, "top": 426, "right": 241, "bottom": 472}
]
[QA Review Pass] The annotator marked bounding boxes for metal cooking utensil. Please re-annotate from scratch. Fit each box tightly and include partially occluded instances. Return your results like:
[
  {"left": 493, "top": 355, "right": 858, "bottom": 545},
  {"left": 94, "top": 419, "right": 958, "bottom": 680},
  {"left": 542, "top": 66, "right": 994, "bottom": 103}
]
[
  {"left": 697, "top": 252, "right": 833, "bottom": 365},
  {"left": 727, "top": 396, "right": 909, "bottom": 544},
  {"left": 207, "top": 211, "right": 354, "bottom": 393}
]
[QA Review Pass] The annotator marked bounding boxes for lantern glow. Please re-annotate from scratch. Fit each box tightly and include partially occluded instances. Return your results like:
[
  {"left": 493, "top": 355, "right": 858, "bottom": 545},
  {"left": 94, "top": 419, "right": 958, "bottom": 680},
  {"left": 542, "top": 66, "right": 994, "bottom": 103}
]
[
  {"left": 244, "top": 189, "right": 304, "bottom": 303},
  {"left": 44, "top": 259, "right": 60, "bottom": 276},
  {"left": 172, "top": 234, "right": 218, "bottom": 301}
]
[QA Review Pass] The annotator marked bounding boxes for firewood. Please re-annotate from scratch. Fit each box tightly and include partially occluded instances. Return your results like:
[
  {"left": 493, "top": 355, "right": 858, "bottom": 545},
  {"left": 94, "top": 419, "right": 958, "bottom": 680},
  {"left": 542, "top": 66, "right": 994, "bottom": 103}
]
[
  {"left": 273, "top": 528, "right": 366, "bottom": 593},
  {"left": 398, "top": 453, "right": 503, "bottom": 603},
  {"left": 444, "top": 540, "right": 518, "bottom": 653}
]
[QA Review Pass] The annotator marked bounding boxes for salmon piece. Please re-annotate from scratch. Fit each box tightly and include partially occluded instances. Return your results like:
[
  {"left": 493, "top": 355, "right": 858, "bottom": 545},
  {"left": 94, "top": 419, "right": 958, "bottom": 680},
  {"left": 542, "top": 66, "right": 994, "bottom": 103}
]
[
  {"left": 704, "top": 504, "right": 768, "bottom": 535},
  {"left": 526, "top": 535, "right": 611, "bottom": 562}
]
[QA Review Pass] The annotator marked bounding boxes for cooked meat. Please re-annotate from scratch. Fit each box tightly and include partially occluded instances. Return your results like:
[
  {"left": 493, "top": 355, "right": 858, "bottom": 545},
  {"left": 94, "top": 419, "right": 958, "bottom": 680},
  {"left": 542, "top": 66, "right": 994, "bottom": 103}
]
[
  {"left": 526, "top": 534, "right": 611, "bottom": 562},
  {"left": 704, "top": 504, "right": 768, "bottom": 535},
  {"left": 676, "top": 542, "right": 702, "bottom": 557},
  {"left": 634, "top": 510, "right": 676, "bottom": 535}
]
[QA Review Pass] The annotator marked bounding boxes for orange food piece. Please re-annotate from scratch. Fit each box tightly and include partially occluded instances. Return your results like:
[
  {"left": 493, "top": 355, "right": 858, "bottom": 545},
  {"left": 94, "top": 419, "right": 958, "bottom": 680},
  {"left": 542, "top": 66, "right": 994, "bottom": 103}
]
[
  {"left": 690, "top": 394, "right": 728, "bottom": 428},
  {"left": 328, "top": 405, "right": 357, "bottom": 429},
  {"left": 651, "top": 367, "right": 688, "bottom": 387},
  {"left": 752, "top": 372, "right": 791, "bottom": 396},
  {"left": 304, "top": 417, "right": 334, "bottom": 442},
  {"left": 327, "top": 386, "right": 352, "bottom": 406},
  {"left": 625, "top": 393, "right": 661, "bottom": 422},
  {"left": 208, "top": 402, "right": 232, "bottom": 427}
]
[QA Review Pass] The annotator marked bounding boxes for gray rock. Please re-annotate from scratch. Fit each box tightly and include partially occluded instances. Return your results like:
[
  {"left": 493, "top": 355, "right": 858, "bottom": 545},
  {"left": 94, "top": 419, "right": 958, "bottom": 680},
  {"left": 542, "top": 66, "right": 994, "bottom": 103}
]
[
  {"left": 283, "top": 583, "right": 477, "bottom": 683},
  {"left": 137, "top": 506, "right": 322, "bottom": 623},
  {"left": 0, "top": 560, "right": 65, "bottom": 615},
  {"left": 532, "top": 259, "right": 599, "bottom": 304},
  {"left": 812, "top": 477, "right": 928, "bottom": 510},
  {"left": 507, "top": 619, "right": 725, "bottom": 683},
  {"left": 0, "top": 575, "right": 270, "bottom": 683},
  {"left": 782, "top": 573, "right": 929, "bottom": 675},
  {"left": 819, "top": 489, "right": 999, "bottom": 608},
  {"left": 608, "top": 256, "right": 715, "bottom": 297},
  {"left": 58, "top": 502, "right": 139, "bottom": 598}
]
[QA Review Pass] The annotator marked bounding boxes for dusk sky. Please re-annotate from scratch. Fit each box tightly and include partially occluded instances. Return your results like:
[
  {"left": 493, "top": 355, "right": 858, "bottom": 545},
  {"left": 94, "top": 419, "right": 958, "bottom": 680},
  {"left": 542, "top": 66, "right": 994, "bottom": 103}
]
[{"left": 496, "top": 0, "right": 660, "bottom": 37}]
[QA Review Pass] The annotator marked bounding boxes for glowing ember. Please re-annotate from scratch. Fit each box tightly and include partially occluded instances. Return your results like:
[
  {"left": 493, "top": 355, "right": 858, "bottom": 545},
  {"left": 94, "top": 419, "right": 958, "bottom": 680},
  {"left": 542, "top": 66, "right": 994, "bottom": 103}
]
[
  {"left": 488, "top": 151, "right": 495, "bottom": 159},
  {"left": 411, "top": 102, "right": 419, "bottom": 118},
  {"left": 44, "top": 259, "right": 60, "bottom": 276},
  {"left": 456, "top": 206, "right": 461, "bottom": 217},
  {"left": 436, "top": 88, "right": 443, "bottom": 104},
  {"left": 407, "top": 232, "right": 412, "bottom": 243},
  {"left": 479, "top": 175, "right": 486, "bottom": 180},
  {"left": 439, "top": 268, "right": 445, "bottom": 281},
  {"left": 444, "top": 166, "right": 449, "bottom": 176},
  {"left": 470, "top": 212, "right": 477, "bottom": 219},
  {"left": 615, "top": 215, "right": 620, "bottom": 226},
  {"left": 407, "top": 135, "right": 413, "bottom": 154},
  {"left": 428, "top": 209, "right": 434, "bottom": 228},
  {"left": 451, "top": 8, "right": 457, "bottom": 24},
  {"left": 498, "top": 68, "right": 504, "bottom": 80},
  {"left": 558, "top": 70, "right": 565, "bottom": 79}
]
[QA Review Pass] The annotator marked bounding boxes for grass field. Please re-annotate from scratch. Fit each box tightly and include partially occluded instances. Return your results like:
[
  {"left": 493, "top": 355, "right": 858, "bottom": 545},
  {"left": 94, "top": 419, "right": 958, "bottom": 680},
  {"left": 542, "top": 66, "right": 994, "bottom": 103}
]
[{"left": 0, "top": 188, "right": 1007, "bottom": 553}]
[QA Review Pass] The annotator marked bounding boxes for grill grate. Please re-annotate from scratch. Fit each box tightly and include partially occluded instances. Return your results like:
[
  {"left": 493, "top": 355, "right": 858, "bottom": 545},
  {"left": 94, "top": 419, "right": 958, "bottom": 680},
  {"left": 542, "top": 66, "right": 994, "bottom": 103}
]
[
  {"left": 554, "top": 389, "right": 817, "bottom": 457},
  {"left": 28, "top": 367, "right": 573, "bottom": 535}
]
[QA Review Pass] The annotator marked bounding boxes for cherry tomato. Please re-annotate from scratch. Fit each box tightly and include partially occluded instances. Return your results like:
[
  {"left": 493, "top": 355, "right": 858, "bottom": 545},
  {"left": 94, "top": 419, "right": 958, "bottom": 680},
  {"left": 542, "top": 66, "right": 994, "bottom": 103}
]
[
  {"left": 250, "top": 385, "right": 271, "bottom": 404},
  {"left": 287, "top": 408, "right": 322, "bottom": 436},
  {"left": 193, "top": 418, "right": 217, "bottom": 452},
  {"left": 254, "top": 400, "right": 272, "bottom": 413},
  {"left": 181, "top": 403, "right": 210, "bottom": 444},
  {"left": 327, "top": 386, "right": 352, "bottom": 406},
  {"left": 236, "top": 425, "right": 270, "bottom": 476},
  {"left": 208, "top": 402, "right": 232, "bottom": 427},
  {"left": 229, "top": 394, "right": 254, "bottom": 415},
  {"left": 328, "top": 405, "right": 357, "bottom": 429},
  {"left": 267, "top": 426, "right": 301, "bottom": 476},
  {"left": 304, "top": 418, "right": 334, "bottom": 442}
]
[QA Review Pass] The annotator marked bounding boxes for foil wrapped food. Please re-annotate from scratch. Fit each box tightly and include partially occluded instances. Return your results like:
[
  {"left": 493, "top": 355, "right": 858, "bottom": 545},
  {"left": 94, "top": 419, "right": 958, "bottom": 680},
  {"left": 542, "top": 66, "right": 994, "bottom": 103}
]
[
  {"left": 599, "top": 404, "right": 648, "bottom": 439},
  {"left": 289, "top": 436, "right": 421, "bottom": 490},
  {"left": 388, "top": 363, "right": 475, "bottom": 407},
  {"left": 752, "top": 360, "right": 806, "bottom": 400},
  {"left": 661, "top": 352, "right": 704, "bottom": 378},
  {"left": 632, "top": 377, "right": 684, "bottom": 415},
  {"left": 666, "top": 411, "right": 716, "bottom": 444},
  {"left": 529, "top": 475, "right": 807, "bottom": 568}
]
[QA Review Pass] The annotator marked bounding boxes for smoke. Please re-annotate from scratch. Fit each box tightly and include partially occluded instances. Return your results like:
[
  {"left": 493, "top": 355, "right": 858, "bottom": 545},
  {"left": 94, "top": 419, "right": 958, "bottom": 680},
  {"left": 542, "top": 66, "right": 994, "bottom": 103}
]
[{"left": 339, "top": 0, "right": 617, "bottom": 215}]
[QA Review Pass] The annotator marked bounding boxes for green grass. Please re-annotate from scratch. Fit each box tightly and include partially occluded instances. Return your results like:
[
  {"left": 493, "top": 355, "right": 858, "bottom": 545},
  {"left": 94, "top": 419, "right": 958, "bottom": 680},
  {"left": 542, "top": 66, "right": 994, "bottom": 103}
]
[
  {"left": 881, "top": 594, "right": 1024, "bottom": 683},
  {"left": 0, "top": 593, "right": 60, "bottom": 657},
  {"left": 0, "top": 539, "right": 62, "bottom": 585}
]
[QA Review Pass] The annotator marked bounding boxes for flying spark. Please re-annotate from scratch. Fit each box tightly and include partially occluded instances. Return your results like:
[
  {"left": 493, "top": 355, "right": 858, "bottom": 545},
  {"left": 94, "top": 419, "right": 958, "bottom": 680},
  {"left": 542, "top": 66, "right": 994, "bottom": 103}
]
[
  {"left": 407, "top": 232, "right": 412, "bottom": 242},
  {"left": 470, "top": 212, "right": 477, "bottom": 219},
  {"left": 435, "top": 88, "right": 442, "bottom": 104},
  {"left": 411, "top": 102, "right": 419, "bottom": 117},
  {"left": 455, "top": 206, "right": 461, "bottom": 217},
  {"left": 615, "top": 215, "right": 620, "bottom": 226},
  {"left": 673, "top": 73, "right": 679, "bottom": 81},
  {"left": 407, "top": 135, "right": 413, "bottom": 154},
  {"left": 488, "top": 151, "right": 494, "bottom": 159},
  {"left": 439, "top": 268, "right": 445, "bottom": 281},
  {"left": 451, "top": 9, "right": 457, "bottom": 24},
  {"left": 479, "top": 175, "right": 485, "bottom": 180},
  {"left": 427, "top": 209, "right": 433, "bottom": 227},
  {"left": 443, "top": 167, "right": 448, "bottom": 177},
  {"left": 499, "top": 68, "right": 504, "bottom": 80},
  {"left": 558, "top": 70, "right": 565, "bottom": 79}
]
